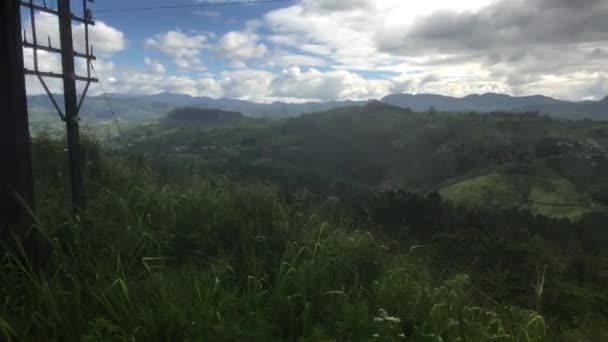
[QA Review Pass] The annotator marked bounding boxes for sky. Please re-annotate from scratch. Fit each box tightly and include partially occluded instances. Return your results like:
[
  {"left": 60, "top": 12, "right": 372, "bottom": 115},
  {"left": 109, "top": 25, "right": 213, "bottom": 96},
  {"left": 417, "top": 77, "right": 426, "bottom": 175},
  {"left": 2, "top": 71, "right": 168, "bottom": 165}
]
[{"left": 22, "top": 0, "right": 608, "bottom": 103}]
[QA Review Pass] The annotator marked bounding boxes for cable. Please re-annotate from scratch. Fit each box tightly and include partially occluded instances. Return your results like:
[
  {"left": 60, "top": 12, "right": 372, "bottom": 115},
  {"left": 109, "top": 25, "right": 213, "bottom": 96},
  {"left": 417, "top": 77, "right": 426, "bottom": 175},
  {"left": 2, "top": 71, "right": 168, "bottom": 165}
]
[
  {"left": 90, "top": 62, "right": 123, "bottom": 136},
  {"left": 96, "top": 0, "right": 297, "bottom": 13}
]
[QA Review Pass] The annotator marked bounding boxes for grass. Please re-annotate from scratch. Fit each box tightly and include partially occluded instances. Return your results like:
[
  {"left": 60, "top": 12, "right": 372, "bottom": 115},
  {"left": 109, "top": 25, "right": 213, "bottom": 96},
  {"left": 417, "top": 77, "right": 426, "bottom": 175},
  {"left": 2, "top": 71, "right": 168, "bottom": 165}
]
[
  {"left": 440, "top": 170, "right": 598, "bottom": 220},
  {"left": 0, "top": 138, "right": 547, "bottom": 341}
]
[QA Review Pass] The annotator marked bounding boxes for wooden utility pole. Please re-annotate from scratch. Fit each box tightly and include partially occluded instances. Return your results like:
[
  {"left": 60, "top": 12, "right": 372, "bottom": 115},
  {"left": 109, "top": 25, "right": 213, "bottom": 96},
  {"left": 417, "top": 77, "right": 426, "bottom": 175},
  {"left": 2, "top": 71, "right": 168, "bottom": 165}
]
[
  {"left": 0, "top": 0, "right": 35, "bottom": 239},
  {"left": 58, "top": 0, "right": 85, "bottom": 212}
]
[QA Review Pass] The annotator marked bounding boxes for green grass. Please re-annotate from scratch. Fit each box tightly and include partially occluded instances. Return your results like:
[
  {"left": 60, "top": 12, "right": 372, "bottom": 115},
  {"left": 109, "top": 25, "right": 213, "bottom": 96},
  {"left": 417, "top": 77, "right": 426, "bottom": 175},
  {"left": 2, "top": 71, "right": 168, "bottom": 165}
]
[
  {"left": 0, "top": 138, "right": 548, "bottom": 341},
  {"left": 440, "top": 170, "right": 599, "bottom": 220}
]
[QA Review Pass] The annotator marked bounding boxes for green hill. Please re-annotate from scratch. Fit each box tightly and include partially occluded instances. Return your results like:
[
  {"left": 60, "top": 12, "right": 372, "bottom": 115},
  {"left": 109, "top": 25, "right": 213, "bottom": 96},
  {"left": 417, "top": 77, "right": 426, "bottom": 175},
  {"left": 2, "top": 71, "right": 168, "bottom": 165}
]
[{"left": 122, "top": 103, "right": 608, "bottom": 220}]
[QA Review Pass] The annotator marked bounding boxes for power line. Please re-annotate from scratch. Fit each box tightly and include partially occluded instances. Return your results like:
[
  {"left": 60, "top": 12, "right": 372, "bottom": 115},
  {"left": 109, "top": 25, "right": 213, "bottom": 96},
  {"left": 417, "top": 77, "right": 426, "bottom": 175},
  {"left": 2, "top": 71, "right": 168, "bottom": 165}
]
[
  {"left": 90, "top": 62, "right": 123, "bottom": 136},
  {"left": 96, "top": 0, "right": 297, "bottom": 13}
]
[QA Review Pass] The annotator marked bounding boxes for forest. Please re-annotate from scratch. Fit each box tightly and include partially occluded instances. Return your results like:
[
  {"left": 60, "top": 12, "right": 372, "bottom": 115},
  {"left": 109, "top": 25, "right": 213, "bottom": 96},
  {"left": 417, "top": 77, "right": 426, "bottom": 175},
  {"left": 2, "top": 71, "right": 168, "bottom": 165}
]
[{"left": 3, "top": 103, "right": 608, "bottom": 341}]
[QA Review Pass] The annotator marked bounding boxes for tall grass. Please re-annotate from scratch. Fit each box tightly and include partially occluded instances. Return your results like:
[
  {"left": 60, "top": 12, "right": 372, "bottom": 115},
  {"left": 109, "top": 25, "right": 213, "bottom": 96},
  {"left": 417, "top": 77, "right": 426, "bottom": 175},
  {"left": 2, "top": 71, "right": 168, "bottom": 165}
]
[{"left": 0, "top": 137, "right": 546, "bottom": 341}]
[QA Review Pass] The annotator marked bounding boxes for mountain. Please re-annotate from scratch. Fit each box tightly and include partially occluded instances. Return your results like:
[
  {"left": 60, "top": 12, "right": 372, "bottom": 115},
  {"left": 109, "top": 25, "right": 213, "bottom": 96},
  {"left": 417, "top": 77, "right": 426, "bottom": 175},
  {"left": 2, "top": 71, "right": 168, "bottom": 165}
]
[
  {"left": 381, "top": 92, "right": 564, "bottom": 113},
  {"left": 27, "top": 92, "right": 608, "bottom": 127},
  {"left": 382, "top": 92, "right": 608, "bottom": 120},
  {"left": 102, "top": 92, "right": 365, "bottom": 118}
]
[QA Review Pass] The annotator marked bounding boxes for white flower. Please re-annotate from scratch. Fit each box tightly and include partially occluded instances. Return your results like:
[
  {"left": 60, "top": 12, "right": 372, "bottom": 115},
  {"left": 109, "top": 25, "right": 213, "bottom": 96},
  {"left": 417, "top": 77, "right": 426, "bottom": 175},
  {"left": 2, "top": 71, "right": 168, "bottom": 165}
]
[
  {"left": 388, "top": 316, "right": 401, "bottom": 324},
  {"left": 372, "top": 333, "right": 379, "bottom": 338}
]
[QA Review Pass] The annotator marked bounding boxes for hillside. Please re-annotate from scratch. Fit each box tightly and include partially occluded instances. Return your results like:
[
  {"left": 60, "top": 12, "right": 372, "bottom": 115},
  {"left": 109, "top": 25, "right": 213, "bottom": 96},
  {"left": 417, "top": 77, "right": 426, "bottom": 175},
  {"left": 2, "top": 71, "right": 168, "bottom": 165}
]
[
  {"left": 3, "top": 135, "right": 580, "bottom": 341},
  {"left": 4, "top": 134, "right": 608, "bottom": 340},
  {"left": 124, "top": 103, "right": 608, "bottom": 220},
  {"left": 163, "top": 107, "right": 244, "bottom": 126}
]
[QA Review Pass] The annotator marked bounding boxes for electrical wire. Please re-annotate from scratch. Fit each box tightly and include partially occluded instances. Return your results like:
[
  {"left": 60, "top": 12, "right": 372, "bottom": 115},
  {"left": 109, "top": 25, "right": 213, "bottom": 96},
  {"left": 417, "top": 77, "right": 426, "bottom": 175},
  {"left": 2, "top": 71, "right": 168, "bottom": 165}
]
[
  {"left": 90, "top": 62, "right": 123, "bottom": 136},
  {"left": 96, "top": 0, "right": 297, "bottom": 13}
]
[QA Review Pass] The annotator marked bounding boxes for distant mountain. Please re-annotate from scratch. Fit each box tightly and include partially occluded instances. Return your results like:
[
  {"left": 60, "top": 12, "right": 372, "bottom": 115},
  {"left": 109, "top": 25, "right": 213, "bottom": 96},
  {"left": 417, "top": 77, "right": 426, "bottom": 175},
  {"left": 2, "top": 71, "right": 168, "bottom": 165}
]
[
  {"left": 103, "top": 92, "right": 365, "bottom": 119},
  {"left": 381, "top": 92, "right": 564, "bottom": 113},
  {"left": 381, "top": 92, "right": 608, "bottom": 120},
  {"left": 27, "top": 91, "right": 608, "bottom": 125}
]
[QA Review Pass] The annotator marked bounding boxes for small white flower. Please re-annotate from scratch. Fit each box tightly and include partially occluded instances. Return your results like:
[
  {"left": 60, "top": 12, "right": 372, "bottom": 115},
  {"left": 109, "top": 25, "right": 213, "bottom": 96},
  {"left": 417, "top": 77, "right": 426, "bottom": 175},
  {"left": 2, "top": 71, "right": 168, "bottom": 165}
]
[
  {"left": 387, "top": 317, "right": 401, "bottom": 324},
  {"left": 373, "top": 317, "right": 384, "bottom": 323},
  {"left": 372, "top": 333, "right": 379, "bottom": 338}
]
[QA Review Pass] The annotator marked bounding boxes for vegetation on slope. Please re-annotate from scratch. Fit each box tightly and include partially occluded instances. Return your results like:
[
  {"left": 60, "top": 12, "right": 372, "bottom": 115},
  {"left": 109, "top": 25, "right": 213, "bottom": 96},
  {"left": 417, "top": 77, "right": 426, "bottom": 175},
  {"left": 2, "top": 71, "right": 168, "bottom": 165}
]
[
  {"left": 124, "top": 104, "right": 608, "bottom": 219},
  {"left": 0, "top": 136, "right": 555, "bottom": 341},
  {"left": 163, "top": 107, "right": 244, "bottom": 126},
  {"left": 440, "top": 169, "right": 599, "bottom": 219}
]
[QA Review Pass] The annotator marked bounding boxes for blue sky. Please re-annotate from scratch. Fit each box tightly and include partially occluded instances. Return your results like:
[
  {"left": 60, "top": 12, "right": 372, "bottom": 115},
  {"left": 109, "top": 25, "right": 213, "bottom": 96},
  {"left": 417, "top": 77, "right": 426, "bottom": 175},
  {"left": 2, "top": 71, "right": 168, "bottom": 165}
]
[
  {"left": 23, "top": 0, "right": 608, "bottom": 102},
  {"left": 96, "top": 0, "right": 291, "bottom": 73}
]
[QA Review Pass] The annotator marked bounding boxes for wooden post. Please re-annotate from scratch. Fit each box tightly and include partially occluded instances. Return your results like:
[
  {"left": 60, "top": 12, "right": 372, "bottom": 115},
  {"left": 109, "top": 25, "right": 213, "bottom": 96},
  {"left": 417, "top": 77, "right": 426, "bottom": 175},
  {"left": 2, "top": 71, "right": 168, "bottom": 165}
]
[
  {"left": 0, "top": 0, "right": 35, "bottom": 239},
  {"left": 58, "top": 0, "right": 85, "bottom": 212}
]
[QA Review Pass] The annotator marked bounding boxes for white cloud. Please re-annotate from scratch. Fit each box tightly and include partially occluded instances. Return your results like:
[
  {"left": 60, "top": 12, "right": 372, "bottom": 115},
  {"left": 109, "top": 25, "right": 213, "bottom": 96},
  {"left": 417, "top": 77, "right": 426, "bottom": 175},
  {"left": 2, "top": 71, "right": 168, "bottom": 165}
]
[
  {"left": 145, "top": 31, "right": 207, "bottom": 69},
  {"left": 76, "top": 21, "right": 125, "bottom": 56},
  {"left": 85, "top": 60, "right": 223, "bottom": 97},
  {"left": 257, "top": 0, "right": 608, "bottom": 100},
  {"left": 217, "top": 69, "right": 274, "bottom": 100},
  {"left": 23, "top": 12, "right": 124, "bottom": 56},
  {"left": 266, "top": 50, "right": 328, "bottom": 68},
  {"left": 217, "top": 31, "right": 267, "bottom": 64},
  {"left": 69, "top": 64, "right": 391, "bottom": 103},
  {"left": 26, "top": 0, "right": 608, "bottom": 102},
  {"left": 271, "top": 66, "right": 389, "bottom": 101},
  {"left": 144, "top": 57, "right": 166, "bottom": 74},
  {"left": 23, "top": 13, "right": 125, "bottom": 96}
]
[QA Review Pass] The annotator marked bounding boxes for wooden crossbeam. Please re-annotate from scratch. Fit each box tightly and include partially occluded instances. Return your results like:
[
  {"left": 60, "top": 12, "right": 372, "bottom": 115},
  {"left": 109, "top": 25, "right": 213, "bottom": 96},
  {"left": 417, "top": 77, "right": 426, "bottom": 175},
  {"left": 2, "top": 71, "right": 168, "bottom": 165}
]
[
  {"left": 20, "top": 1, "right": 95, "bottom": 25},
  {"left": 22, "top": 42, "right": 96, "bottom": 60},
  {"left": 24, "top": 69, "right": 99, "bottom": 82}
]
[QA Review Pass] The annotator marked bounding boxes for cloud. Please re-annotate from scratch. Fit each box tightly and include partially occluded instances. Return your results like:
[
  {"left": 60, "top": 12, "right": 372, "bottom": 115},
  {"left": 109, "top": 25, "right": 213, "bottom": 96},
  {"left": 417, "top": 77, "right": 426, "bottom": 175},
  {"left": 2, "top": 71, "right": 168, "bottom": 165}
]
[
  {"left": 77, "top": 21, "right": 125, "bottom": 56},
  {"left": 217, "top": 31, "right": 267, "bottom": 65},
  {"left": 256, "top": 0, "right": 608, "bottom": 100},
  {"left": 23, "top": 12, "right": 124, "bottom": 56},
  {"left": 381, "top": 0, "right": 608, "bottom": 54},
  {"left": 83, "top": 60, "right": 223, "bottom": 98},
  {"left": 101, "top": 64, "right": 393, "bottom": 102},
  {"left": 270, "top": 66, "right": 389, "bottom": 101},
  {"left": 144, "top": 57, "right": 166, "bottom": 74},
  {"left": 26, "top": 0, "right": 608, "bottom": 102},
  {"left": 22, "top": 13, "right": 125, "bottom": 95},
  {"left": 266, "top": 49, "right": 328, "bottom": 68},
  {"left": 145, "top": 31, "right": 207, "bottom": 69}
]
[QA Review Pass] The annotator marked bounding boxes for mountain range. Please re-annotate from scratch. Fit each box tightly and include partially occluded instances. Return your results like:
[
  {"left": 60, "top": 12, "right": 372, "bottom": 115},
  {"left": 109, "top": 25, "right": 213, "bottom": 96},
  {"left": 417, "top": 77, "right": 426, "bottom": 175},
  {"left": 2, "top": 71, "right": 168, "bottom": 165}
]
[
  {"left": 381, "top": 93, "right": 608, "bottom": 120},
  {"left": 27, "top": 91, "right": 608, "bottom": 123}
]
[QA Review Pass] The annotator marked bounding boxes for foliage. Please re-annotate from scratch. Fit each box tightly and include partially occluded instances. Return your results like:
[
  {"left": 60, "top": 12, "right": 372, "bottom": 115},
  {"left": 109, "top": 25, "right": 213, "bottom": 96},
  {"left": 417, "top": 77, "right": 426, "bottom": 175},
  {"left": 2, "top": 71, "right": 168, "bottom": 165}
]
[
  {"left": 123, "top": 105, "right": 608, "bottom": 219},
  {"left": 0, "top": 137, "right": 555, "bottom": 341}
]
